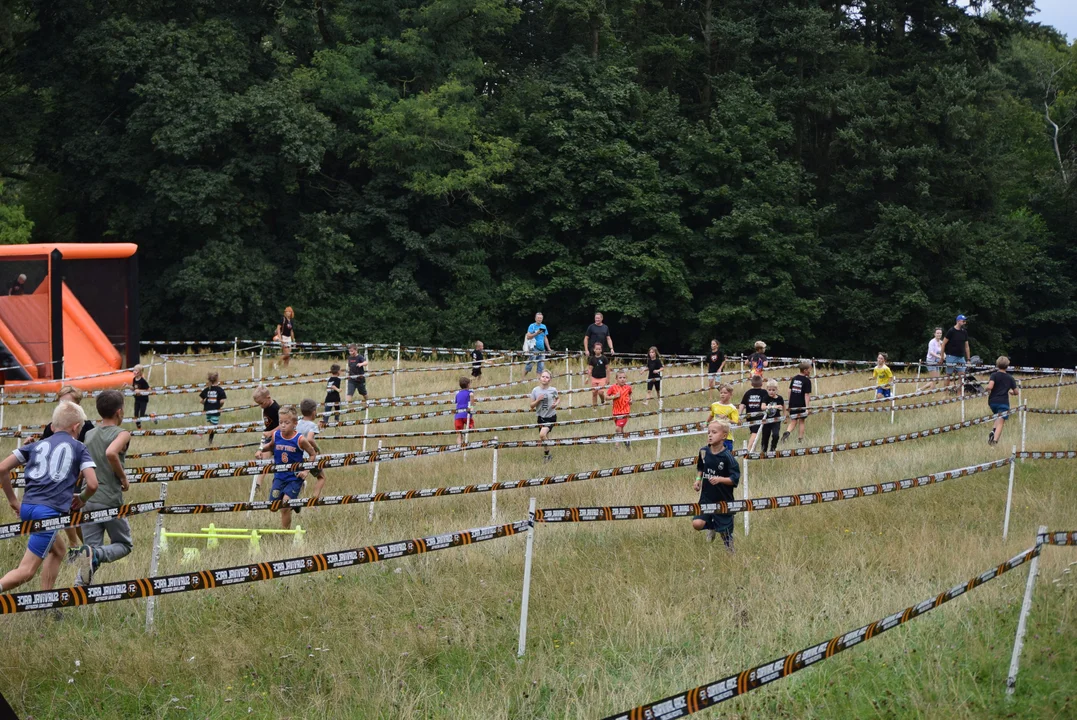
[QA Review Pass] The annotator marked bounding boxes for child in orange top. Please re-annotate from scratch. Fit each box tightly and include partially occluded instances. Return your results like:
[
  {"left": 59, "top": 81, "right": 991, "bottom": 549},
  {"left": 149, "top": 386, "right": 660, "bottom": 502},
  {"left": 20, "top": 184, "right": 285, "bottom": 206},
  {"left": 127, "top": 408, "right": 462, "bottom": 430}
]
[{"left": 606, "top": 371, "right": 633, "bottom": 448}]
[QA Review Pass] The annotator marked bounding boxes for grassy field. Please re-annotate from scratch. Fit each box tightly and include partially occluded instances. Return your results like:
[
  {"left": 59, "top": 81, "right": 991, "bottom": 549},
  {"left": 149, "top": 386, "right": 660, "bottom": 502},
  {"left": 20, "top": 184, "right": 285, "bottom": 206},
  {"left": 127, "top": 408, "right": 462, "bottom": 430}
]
[{"left": 0, "top": 350, "right": 1073, "bottom": 719}]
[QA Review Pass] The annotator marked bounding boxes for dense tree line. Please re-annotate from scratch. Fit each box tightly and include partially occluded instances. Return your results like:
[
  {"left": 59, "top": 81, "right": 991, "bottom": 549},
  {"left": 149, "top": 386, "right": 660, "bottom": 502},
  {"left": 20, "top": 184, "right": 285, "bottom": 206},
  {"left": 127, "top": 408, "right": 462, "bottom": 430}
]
[{"left": 1, "top": 1, "right": 1074, "bottom": 363}]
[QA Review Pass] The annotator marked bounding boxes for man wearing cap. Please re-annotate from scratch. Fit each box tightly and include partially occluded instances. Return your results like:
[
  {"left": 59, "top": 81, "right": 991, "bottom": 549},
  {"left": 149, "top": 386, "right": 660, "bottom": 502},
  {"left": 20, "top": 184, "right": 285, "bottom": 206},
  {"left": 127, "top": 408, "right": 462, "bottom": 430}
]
[{"left": 940, "top": 315, "right": 971, "bottom": 388}]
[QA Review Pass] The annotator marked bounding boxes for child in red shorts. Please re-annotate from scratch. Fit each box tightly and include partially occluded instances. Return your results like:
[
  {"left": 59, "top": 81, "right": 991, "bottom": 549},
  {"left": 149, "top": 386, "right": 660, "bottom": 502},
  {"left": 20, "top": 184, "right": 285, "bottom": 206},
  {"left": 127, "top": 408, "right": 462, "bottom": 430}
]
[
  {"left": 454, "top": 377, "right": 474, "bottom": 446},
  {"left": 606, "top": 370, "right": 633, "bottom": 448}
]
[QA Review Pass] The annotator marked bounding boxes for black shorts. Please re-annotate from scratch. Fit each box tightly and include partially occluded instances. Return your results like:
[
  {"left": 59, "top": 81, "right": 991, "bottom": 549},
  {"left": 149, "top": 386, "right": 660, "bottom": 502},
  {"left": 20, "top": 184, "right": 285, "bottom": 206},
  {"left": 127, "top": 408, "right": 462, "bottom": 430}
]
[
  {"left": 471, "top": 368, "right": 482, "bottom": 377},
  {"left": 788, "top": 406, "right": 807, "bottom": 419},
  {"left": 647, "top": 379, "right": 661, "bottom": 392},
  {"left": 748, "top": 424, "right": 760, "bottom": 434},
  {"left": 348, "top": 378, "right": 367, "bottom": 397},
  {"left": 538, "top": 415, "right": 556, "bottom": 430}
]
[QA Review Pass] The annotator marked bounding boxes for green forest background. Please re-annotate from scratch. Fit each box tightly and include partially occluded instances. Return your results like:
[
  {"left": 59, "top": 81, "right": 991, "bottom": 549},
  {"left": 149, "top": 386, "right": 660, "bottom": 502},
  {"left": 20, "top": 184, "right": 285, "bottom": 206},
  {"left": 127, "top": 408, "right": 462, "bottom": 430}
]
[{"left": 1, "top": 1, "right": 1075, "bottom": 363}]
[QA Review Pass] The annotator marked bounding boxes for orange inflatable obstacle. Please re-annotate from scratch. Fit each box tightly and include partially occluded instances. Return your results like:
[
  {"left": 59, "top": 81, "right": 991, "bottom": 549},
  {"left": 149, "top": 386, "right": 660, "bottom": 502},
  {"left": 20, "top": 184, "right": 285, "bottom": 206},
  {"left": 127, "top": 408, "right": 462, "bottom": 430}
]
[{"left": 0, "top": 243, "right": 138, "bottom": 393}]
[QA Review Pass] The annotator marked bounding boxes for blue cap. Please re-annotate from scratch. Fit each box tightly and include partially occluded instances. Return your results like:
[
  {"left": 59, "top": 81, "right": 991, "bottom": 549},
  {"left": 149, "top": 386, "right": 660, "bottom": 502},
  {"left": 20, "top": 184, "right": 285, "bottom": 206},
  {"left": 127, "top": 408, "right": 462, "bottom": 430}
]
[{"left": 956, "top": 314, "right": 967, "bottom": 321}]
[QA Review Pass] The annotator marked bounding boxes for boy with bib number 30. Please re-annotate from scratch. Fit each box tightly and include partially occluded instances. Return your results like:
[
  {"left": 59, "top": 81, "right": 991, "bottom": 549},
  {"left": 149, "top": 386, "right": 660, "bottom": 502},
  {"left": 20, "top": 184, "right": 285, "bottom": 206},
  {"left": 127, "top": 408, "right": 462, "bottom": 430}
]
[
  {"left": 0, "top": 402, "right": 99, "bottom": 593},
  {"left": 256, "top": 405, "right": 316, "bottom": 530}
]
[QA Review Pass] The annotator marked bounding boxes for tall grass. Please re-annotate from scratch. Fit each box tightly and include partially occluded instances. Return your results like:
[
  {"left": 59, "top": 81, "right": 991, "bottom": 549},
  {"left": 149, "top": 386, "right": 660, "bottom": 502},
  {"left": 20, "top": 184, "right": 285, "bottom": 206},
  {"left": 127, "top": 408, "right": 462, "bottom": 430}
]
[{"left": 0, "top": 351, "right": 1072, "bottom": 719}]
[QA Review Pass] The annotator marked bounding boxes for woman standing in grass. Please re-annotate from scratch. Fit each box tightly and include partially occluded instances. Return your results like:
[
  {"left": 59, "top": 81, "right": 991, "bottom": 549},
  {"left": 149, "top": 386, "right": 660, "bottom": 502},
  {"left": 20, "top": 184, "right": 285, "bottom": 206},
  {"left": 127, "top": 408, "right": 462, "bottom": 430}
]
[
  {"left": 275, "top": 307, "right": 296, "bottom": 368},
  {"left": 921, "top": 327, "right": 944, "bottom": 391}
]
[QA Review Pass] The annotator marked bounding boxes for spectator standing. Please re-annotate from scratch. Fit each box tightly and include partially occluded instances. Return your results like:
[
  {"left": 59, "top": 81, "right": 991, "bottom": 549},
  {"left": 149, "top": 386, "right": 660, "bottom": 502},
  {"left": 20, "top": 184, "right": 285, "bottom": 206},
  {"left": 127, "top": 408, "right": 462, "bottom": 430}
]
[
  {"left": 921, "top": 327, "right": 945, "bottom": 391},
  {"left": 584, "top": 312, "right": 614, "bottom": 356},
  {"left": 275, "top": 307, "right": 296, "bottom": 368},
  {"left": 525, "top": 313, "right": 550, "bottom": 376},
  {"left": 940, "top": 315, "right": 971, "bottom": 390}
]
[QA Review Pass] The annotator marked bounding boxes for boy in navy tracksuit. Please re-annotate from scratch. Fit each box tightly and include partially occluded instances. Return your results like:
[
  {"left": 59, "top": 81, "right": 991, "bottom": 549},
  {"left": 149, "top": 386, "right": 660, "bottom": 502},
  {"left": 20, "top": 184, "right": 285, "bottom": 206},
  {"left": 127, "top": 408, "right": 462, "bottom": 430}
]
[{"left": 691, "top": 420, "right": 741, "bottom": 551}]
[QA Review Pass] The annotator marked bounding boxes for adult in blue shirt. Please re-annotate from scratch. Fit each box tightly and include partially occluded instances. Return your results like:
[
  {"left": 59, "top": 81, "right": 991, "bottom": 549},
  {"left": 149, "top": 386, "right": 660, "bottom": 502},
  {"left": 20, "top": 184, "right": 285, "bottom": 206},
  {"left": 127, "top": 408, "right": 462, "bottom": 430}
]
[{"left": 525, "top": 312, "right": 551, "bottom": 375}]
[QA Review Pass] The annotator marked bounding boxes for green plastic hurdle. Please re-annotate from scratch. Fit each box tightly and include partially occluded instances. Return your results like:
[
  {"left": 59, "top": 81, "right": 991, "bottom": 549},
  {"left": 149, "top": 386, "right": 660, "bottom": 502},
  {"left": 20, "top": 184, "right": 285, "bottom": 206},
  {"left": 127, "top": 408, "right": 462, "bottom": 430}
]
[
  {"left": 201, "top": 523, "right": 306, "bottom": 546},
  {"left": 159, "top": 526, "right": 261, "bottom": 552}
]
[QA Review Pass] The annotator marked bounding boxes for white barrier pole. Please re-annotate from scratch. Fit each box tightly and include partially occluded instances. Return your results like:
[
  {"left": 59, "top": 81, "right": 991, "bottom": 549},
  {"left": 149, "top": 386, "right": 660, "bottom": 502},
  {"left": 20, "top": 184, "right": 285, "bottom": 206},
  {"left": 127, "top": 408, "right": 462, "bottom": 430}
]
[
  {"left": 491, "top": 436, "right": 499, "bottom": 522},
  {"left": 890, "top": 397, "right": 895, "bottom": 424},
  {"left": 509, "top": 355, "right": 514, "bottom": 384},
  {"left": 145, "top": 482, "right": 169, "bottom": 633},
  {"left": 367, "top": 441, "right": 382, "bottom": 522},
  {"left": 463, "top": 396, "right": 472, "bottom": 459},
  {"left": 567, "top": 353, "right": 573, "bottom": 413},
  {"left": 250, "top": 353, "right": 255, "bottom": 380},
  {"left": 1020, "top": 400, "right": 1027, "bottom": 457},
  {"left": 1003, "top": 448, "right": 1017, "bottom": 540},
  {"left": 394, "top": 343, "right": 401, "bottom": 397},
  {"left": 517, "top": 497, "right": 537, "bottom": 658},
  {"left": 1, "top": 388, "right": 5, "bottom": 428},
  {"left": 960, "top": 377, "right": 965, "bottom": 421},
  {"left": 830, "top": 403, "right": 836, "bottom": 465},
  {"left": 1006, "top": 524, "right": 1046, "bottom": 696},
  {"left": 163, "top": 358, "right": 168, "bottom": 386},
  {"left": 232, "top": 337, "right": 238, "bottom": 368},
  {"left": 656, "top": 397, "right": 663, "bottom": 462},
  {"left": 742, "top": 440, "right": 750, "bottom": 537},
  {"left": 1054, "top": 370, "right": 1063, "bottom": 409},
  {"left": 362, "top": 406, "right": 370, "bottom": 453},
  {"left": 700, "top": 359, "right": 704, "bottom": 389},
  {"left": 258, "top": 345, "right": 264, "bottom": 380}
]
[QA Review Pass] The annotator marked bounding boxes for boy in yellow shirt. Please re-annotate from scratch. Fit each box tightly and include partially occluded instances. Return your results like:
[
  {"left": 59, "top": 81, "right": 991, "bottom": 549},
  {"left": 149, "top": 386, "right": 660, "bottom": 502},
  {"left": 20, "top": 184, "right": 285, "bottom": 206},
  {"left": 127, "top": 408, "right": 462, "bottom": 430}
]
[
  {"left": 873, "top": 352, "right": 894, "bottom": 399},
  {"left": 707, "top": 384, "right": 739, "bottom": 451}
]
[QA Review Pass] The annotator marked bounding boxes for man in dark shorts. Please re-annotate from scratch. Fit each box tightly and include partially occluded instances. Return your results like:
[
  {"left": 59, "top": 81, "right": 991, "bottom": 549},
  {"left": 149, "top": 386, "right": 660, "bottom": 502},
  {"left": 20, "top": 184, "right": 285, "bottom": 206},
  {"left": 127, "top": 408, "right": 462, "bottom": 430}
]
[
  {"left": 346, "top": 344, "right": 368, "bottom": 403},
  {"left": 584, "top": 312, "right": 614, "bottom": 356},
  {"left": 940, "top": 315, "right": 970, "bottom": 390}
]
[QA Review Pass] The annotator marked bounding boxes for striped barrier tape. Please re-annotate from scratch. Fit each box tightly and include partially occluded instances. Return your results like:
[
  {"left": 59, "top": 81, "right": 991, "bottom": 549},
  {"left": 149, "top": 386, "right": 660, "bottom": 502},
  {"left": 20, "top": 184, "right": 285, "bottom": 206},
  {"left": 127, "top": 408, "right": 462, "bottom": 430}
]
[
  {"left": 126, "top": 440, "right": 262, "bottom": 459},
  {"left": 1038, "top": 531, "right": 1077, "bottom": 546},
  {"left": 0, "top": 502, "right": 165, "bottom": 540},
  {"left": 533, "top": 459, "right": 1009, "bottom": 523},
  {"left": 0, "top": 519, "right": 530, "bottom": 615},
  {"left": 1023, "top": 407, "right": 1077, "bottom": 415},
  {"left": 1015, "top": 450, "right": 1076, "bottom": 459},
  {"left": 601, "top": 544, "right": 1041, "bottom": 720}
]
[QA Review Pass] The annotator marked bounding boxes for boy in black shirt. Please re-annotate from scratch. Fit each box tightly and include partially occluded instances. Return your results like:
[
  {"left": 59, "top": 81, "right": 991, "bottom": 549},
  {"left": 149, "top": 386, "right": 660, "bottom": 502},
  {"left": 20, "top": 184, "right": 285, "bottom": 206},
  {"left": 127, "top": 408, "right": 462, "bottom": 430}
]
[
  {"left": 691, "top": 420, "right": 741, "bottom": 551},
  {"left": 782, "top": 360, "right": 813, "bottom": 444},
  {"left": 345, "top": 344, "right": 368, "bottom": 404},
  {"left": 253, "top": 386, "right": 280, "bottom": 494},
  {"left": 322, "top": 364, "right": 342, "bottom": 428},
  {"left": 131, "top": 365, "right": 152, "bottom": 429},
  {"left": 738, "top": 375, "right": 770, "bottom": 451},
  {"left": 986, "top": 356, "right": 1019, "bottom": 446},
  {"left": 471, "top": 341, "right": 486, "bottom": 386},
  {"left": 199, "top": 372, "right": 226, "bottom": 444},
  {"left": 760, "top": 379, "right": 785, "bottom": 451}
]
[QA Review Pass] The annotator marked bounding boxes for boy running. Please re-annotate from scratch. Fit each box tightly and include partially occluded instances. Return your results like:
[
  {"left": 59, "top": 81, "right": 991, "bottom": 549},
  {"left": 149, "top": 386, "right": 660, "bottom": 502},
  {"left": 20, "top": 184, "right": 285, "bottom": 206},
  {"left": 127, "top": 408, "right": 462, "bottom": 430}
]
[
  {"left": 72, "top": 390, "right": 133, "bottom": 586},
  {"left": 0, "top": 402, "right": 98, "bottom": 593},
  {"left": 587, "top": 342, "right": 609, "bottom": 408},
  {"left": 986, "top": 356, "right": 1019, "bottom": 446},
  {"left": 606, "top": 371, "right": 633, "bottom": 448},
  {"left": 131, "top": 364, "right": 152, "bottom": 429},
  {"left": 253, "top": 386, "right": 280, "bottom": 494},
  {"left": 471, "top": 341, "right": 486, "bottom": 386},
  {"left": 256, "top": 405, "right": 316, "bottom": 530},
  {"left": 760, "top": 380, "right": 786, "bottom": 452},
  {"left": 706, "top": 340, "right": 725, "bottom": 393},
  {"left": 873, "top": 353, "right": 894, "bottom": 399},
  {"left": 298, "top": 399, "right": 327, "bottom": 498},
  {"left": 782, "top": 361, "right": 813, "bottom": 444},
  {"left": 748, "top": 341, "right": 768, "bottom": 378},
  {"left": 738, "top": 375, "right": 770, "bottom": 451},
  {"left": 322, "top": 364, "right": 342, "bottom": 428},
  {"left": 691, "top": 420, "right": 740, "bottom": 550},
  {"left": 454, "top": 377, "right": 474, "bottom": 446},
  {"left": 345, "top": 344, "right": 368, "bottom": 404},
  {"left": 529, "top": 371, "right": 560, "bottom": 463},
  {"left": 199, "top": 371, "right": 226, "bottom": 444},
  {"left": 707, "top": 384, "right": 739, "bottom": 451}
]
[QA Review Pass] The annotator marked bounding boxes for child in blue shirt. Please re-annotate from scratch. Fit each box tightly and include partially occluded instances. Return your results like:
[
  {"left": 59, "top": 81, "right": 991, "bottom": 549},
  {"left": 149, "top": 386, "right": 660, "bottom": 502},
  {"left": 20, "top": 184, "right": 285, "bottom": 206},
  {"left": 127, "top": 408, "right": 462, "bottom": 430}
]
[
  {"left": 454, "top": 377, "right": 474, "bottom": 446},
  {"left": 256, "top": 405, "right": 316, "bottom": 530},
  {"left": 0, "top": 402, "right": 98, "bottom": 592}
]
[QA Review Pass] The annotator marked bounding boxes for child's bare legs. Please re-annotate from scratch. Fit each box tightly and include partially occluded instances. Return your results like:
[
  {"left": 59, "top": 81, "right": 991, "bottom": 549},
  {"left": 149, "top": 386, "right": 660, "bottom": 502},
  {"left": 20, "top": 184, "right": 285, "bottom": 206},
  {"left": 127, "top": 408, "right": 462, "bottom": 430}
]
[
  {"left": 64, "top": 527, "right": 81, "bottom": 553},
  {"left": 279, "top": 504, "right": 292, "bottom": 530},
  {"left": 40, "top": 538, "right": 67, "bottom": 590},
  {"left": 992, "top": 417, "right": 1006, "bottom": 444},
  {"left": 0, "top": 547, "right": 48, "bottom": 592}
]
